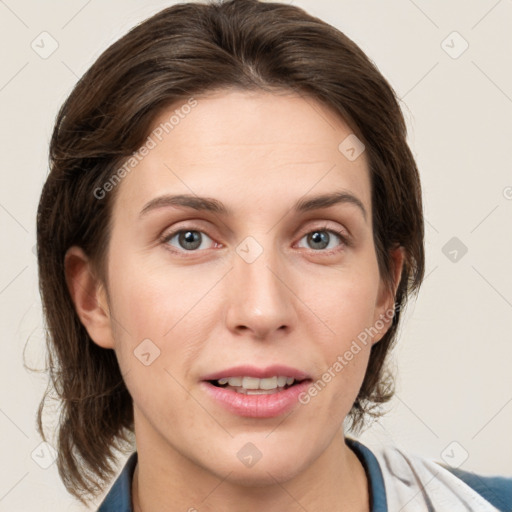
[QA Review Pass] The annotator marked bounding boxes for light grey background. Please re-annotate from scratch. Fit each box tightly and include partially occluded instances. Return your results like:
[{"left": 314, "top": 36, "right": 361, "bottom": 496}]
[{"left": 1, "top": 0, "right": 511, "bottom": 510}]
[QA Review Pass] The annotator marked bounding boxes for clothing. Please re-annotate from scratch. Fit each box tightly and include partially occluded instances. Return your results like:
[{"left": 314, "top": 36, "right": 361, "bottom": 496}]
[{"left": 97, "top": 437, "right": 512, "bottom": 511}]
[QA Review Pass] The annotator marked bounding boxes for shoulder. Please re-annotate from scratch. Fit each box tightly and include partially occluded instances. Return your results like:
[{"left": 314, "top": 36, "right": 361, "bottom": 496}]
[
  {"left": 440, "top": 464, "right": 512, "bottom": 512},
  {"left": 367, "top": 441, "right": 512, "bottom": 512}
]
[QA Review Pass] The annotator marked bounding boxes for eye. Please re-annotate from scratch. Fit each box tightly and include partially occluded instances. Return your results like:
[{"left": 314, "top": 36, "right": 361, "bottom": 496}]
[
  {"left": 162, "top": 229, "right": 216, "bottom": 252},
  {"left": 160, "top": 225, "right": 349, "bottom": 255},
  {"left": 297, "top": 227, "right": 348, "bottom": 252}
]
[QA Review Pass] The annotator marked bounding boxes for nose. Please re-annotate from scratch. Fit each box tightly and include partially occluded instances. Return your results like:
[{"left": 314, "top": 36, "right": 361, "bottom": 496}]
[{"left": 224, "top": 238, "right": 298, "bottom": 340}]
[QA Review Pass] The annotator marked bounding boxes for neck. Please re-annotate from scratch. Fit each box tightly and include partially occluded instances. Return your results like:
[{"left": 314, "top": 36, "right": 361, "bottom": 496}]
[{"left": 131, "top": 421, "right": 369, "bottom": 512}]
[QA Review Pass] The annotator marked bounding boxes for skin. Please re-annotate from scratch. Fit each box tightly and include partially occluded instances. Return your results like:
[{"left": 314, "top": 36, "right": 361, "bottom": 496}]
[{"left": 66, "top": 89, "right": 403, "bottom": 512}]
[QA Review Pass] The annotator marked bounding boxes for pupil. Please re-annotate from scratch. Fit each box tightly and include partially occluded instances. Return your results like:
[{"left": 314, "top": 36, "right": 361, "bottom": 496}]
[
  {"left": 309, "top": 231, "right": 329, "bottom": 250},
  {"left": 180, "top": 230, "right": 201, "bottom": 250}
]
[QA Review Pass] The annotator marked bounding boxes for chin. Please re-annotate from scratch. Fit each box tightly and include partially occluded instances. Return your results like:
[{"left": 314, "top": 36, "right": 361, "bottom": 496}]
[
  {"left": 204, "top": 443, "right": 310, "bottom": 487},
  {"left": 222, "top": 459, "right": 306, "bottom": 488}
]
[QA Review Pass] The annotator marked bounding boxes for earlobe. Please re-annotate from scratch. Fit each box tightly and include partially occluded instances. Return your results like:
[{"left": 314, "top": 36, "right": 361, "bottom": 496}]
[
  {"left": 372, "top": 247, "right": 405, "bottom": 345},
  {"left": 388, "top": 246, "right": 405, "bottom": 304},
  {"left": 64, "top": 246, "right": 115, "bottom": 350}
]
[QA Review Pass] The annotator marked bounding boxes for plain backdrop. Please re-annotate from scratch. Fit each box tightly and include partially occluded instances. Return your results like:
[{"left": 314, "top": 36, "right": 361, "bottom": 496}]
[{"left": 0, "top": 0, "right": 511, "bottom": 510}]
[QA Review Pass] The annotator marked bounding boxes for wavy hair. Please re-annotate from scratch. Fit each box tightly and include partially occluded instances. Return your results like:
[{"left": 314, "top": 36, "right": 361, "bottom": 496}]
[{"left": 34, "top": 0, "right": 424, "bottom": 505}]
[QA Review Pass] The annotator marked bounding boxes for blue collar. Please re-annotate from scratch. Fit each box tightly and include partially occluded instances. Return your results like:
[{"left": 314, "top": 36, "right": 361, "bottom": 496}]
[
  {"left": 97, "top": 451, "right": 137, "bottom": 512},
  {"left": 97, "top": 437, "right": 387, "bottom": 511},
  {"left": 346, "top": 436, "right": 387, "bottom": 511}
]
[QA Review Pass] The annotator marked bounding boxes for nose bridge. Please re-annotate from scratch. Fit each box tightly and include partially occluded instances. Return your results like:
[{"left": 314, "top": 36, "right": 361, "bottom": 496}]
[{"left": 225, "top": 234, "right": 296, "bottom": 337}]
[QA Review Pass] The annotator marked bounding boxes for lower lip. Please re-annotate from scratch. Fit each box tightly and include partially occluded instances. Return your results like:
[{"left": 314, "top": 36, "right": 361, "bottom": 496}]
[{"left": 201, "top": 380, "right": 312, "bottom": 418}]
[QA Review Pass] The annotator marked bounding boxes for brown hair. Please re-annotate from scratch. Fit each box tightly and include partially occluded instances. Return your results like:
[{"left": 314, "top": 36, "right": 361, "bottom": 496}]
[{"left": 34, "top": 0, "right": 424, "bottom": 505}]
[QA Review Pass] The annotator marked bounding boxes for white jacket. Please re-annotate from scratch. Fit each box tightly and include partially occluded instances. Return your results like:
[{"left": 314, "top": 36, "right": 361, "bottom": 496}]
[{"left": 371, "top": 444, "right": 509, "bottom": 511}]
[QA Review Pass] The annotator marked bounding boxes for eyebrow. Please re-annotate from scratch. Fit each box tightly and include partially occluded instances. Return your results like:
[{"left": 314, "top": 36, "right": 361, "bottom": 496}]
[{"left": 139, "top": 191, "right": 367, "bottom": 221}]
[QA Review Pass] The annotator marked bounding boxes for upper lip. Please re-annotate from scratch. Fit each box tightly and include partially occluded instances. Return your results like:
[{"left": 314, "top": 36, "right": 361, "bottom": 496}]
[{"left": 201, "top": 365, "right": 311, "bottom": 381}]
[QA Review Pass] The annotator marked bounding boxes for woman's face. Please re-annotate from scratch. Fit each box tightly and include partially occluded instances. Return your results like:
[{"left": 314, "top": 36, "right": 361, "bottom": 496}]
[{"left": 99, "top": 89, "right": 398, "bottom": 483}]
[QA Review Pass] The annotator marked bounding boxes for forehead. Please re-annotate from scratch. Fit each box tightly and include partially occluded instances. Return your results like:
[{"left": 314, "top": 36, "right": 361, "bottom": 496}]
[{"left": 113, "top": 89, "right": 371, "bottom": 218}]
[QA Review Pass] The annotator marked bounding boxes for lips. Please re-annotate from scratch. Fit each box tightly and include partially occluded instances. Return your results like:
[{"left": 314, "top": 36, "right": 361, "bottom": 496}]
[
  {"left": 200, "top": 364, "right": 313, "bottom": 417},
  {"left": 201, "top": 364, "right": 311, "bottom": 382}
]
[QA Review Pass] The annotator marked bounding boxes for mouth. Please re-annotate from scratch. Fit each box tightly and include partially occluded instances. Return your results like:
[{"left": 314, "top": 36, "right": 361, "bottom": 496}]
[
  {"left": 200, "top": 365, "right": 313, "bottom": 418},
  {"left": 207, "top": 375, "right": 307, "bottom": 395}
]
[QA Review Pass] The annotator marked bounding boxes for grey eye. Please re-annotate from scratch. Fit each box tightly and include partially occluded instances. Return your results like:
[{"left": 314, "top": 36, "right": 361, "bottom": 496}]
[
  {"left": 298, "top": 230, "right": 343, "bottom": 251},
  {"left": 166, "top": 230, "right": 214, "bottom": 251}
]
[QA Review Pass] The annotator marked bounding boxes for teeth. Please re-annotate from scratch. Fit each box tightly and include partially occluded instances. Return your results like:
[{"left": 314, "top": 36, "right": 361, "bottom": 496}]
[
  {"left": 242, "top": 376, "right": 261, "bottom": 389},
  {"left": 215, "top": 376, "right": 297, "bottom": 390},
  {"left": 244, "top": 388, "right": 281, "bottom": 395},
  {"left": 227, "top": 377, "right": 242, "bottom": 386},
  {"left": 259, "top": 377, "right": 277, "bottom": 390}
]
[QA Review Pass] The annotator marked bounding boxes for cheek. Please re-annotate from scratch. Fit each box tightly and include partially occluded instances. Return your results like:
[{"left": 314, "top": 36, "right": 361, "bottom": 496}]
[
  {"left": 107, "top": 251, "right": 222, "bottom": 381},
  {"left": 107, "top": 262, "right": 205, "bottom": 425},
  {"left": 312, "top": 266, "right": 381, "bottom": 339},
  {"left": 305, "top": 266, "right": 380, "bottom": 389},
  {"left": 109, "top": 249, "right": 208, "bottom": 337}
]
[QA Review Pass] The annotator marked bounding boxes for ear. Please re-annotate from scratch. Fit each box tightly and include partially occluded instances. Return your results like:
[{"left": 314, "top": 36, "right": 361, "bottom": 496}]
[
  {"left": 64, "top": 246, "right": 115, "bottom": 349},
  {"left": 372, "top": 247, "right": 405, "bottom": 345}
]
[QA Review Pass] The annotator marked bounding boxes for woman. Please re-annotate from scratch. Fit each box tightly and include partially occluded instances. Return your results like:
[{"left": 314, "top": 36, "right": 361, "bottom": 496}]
[{"left": 35, "top": 1, "right": 511, "bottom": 511}]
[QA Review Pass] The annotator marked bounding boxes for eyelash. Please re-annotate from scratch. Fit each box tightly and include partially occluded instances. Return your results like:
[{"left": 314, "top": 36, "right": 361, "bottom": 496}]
[{"left": 159, "top": 224, "right": 351, "bottom": 256}]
